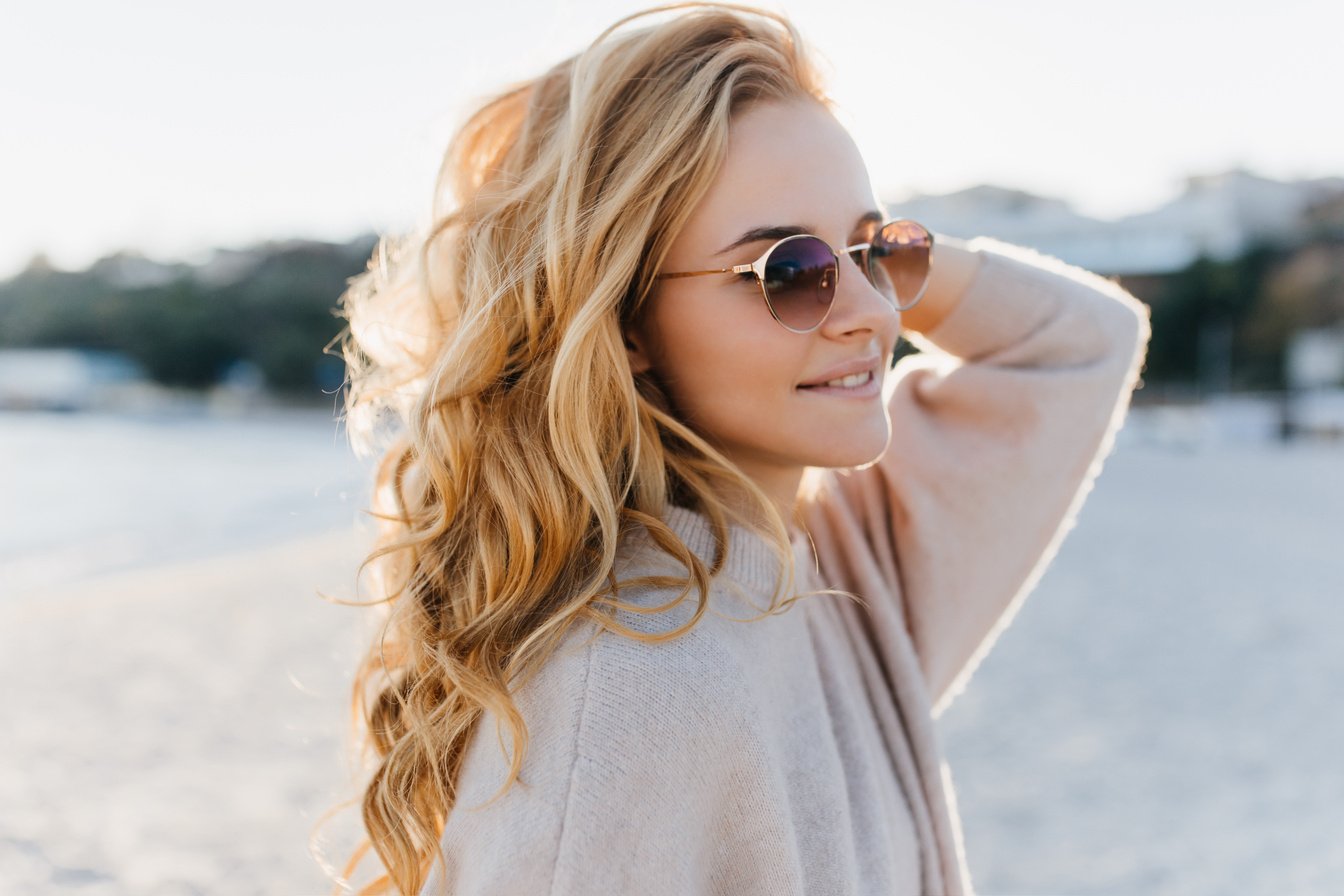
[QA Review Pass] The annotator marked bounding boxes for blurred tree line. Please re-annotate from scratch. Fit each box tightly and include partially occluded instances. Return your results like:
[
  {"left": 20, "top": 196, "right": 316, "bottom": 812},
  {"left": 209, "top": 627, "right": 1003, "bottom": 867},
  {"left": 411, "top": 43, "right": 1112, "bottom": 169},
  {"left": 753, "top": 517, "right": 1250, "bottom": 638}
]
[
  {"left": 1141, "top": 243, "right": 1287, "bottom": 390},
  {"left": 0, "top": 236, "right": 377, "bottom": 398},
  {"left": 3, "top": 231, "right": 1341, "bottom": 399},
  {"left": 1134, "top": 233, "right": 1344, "bottom": 392}
]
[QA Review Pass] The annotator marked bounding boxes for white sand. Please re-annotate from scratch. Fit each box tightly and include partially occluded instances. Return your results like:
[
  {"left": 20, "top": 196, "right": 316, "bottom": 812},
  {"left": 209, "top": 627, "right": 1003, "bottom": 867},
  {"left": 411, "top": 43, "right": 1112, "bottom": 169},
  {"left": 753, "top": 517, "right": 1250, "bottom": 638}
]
[
  {"left": 0, "top": 526, "right": 376, "bottom": 896},
  {"left": 937, "top": 424, "right": 1344, "bottom": 895},
  {"left": 3, "top": 406, "right": 1342, "bottom": 895}
]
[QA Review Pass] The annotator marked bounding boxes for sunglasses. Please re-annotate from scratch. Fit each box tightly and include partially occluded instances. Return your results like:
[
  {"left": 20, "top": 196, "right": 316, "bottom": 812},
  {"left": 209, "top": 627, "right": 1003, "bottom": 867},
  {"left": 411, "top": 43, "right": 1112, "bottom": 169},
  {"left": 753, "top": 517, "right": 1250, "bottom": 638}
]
[{"left": 654, "top": 219, "right": 934, "bottom": 333}]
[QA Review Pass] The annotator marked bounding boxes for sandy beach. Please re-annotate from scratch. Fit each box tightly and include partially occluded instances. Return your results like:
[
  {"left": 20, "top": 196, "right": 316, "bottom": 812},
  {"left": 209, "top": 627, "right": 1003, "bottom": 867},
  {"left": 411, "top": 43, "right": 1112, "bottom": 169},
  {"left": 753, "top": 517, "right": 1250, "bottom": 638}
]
[
  {"left": 2, "top": 401, "right": 1342, "bottom": 895},
  {"left": 0, "top": 525, "right": 375, "bottom": 896}
]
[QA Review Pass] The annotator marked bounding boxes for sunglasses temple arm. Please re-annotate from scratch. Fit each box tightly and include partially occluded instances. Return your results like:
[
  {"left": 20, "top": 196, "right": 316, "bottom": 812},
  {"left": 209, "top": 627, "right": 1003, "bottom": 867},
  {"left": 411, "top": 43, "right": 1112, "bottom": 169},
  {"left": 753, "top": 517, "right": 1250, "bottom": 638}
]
[{"left": 656, "top": 268, "right": 731, "bottom": 279}]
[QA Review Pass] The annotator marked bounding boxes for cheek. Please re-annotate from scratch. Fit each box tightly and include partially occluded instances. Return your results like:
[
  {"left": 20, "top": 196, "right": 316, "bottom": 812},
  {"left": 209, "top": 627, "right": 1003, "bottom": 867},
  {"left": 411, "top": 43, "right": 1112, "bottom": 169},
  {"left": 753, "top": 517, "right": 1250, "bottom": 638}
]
[{"left": 650, "top": 298, "right": 798, "bottom": 424}]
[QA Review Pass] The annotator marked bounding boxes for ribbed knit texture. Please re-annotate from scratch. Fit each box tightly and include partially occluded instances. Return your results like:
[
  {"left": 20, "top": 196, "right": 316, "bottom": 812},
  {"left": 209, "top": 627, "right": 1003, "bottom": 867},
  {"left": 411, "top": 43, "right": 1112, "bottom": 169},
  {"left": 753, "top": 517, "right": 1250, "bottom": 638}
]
[{"left": 420, "top": 236, "right": 1152, "bottom": 895}]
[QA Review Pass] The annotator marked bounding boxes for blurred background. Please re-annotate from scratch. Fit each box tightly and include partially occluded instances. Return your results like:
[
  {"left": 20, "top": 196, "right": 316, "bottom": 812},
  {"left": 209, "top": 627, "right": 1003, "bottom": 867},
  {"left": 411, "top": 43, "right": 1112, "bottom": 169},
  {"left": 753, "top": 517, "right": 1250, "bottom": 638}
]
[{"left": 1, "top": 1, "right": 1340, "bottom": 894}]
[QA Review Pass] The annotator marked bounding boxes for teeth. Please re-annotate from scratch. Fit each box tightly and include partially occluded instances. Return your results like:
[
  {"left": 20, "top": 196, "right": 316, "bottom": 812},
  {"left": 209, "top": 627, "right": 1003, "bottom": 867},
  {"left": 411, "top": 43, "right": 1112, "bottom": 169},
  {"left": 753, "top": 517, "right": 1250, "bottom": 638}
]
[{"left": 823, "top": 371, "right": 871, "bottom": 388}]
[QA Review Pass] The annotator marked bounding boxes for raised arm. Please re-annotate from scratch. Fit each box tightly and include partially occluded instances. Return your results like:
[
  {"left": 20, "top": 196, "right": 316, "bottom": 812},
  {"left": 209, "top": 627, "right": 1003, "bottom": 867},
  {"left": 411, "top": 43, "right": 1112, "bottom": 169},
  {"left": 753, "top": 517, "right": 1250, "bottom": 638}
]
[
  {"left": 852, "top": 234, "right": 1151, "bottom": 715},
  {"left": 897, "top": 234, "right": 985, "bottom": 336}
]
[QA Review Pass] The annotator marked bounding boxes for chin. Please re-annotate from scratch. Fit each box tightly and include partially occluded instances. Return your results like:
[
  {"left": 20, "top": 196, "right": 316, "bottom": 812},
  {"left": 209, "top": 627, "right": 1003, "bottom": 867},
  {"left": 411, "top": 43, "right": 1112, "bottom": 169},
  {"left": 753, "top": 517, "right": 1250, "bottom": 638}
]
[{"left": 813, "top": 432, "right": 890, "bottom": 470}]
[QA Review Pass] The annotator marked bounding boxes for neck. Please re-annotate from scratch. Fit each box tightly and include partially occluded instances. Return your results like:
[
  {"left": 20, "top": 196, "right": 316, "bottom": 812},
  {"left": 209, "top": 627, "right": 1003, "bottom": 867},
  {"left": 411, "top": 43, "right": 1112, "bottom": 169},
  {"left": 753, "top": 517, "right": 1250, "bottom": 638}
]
[{"left": 703, "top": 463, "right": 807, "bottom": 541}]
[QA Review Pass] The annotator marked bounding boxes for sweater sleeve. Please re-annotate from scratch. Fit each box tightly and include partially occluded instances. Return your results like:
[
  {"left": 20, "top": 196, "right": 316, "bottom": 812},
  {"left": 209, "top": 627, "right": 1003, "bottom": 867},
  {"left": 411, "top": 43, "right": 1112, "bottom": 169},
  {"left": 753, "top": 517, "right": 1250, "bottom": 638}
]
[{"left": 859, "top": 235, "right": 1151, "bottom": 716}]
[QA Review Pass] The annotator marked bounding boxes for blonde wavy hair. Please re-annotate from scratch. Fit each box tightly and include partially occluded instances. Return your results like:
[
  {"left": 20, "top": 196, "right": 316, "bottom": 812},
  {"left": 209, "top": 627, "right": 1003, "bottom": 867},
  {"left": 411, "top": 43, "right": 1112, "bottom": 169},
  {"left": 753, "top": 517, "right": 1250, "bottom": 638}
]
[{"left": 331, "top": 4, "right": 834, "bottom": 892}]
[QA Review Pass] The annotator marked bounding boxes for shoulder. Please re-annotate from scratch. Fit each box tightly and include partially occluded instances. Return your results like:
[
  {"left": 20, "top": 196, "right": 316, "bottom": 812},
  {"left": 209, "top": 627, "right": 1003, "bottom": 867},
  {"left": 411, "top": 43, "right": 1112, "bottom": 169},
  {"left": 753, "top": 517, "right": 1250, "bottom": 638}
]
[
  {"left": 435, "top": 536, "right": 793, "bottom": 892},
  {"left": 457, "top": 572, "right": 765, "bottom": 804},
  {"left": 576, "top": 571, "right": 769, "bottom": 769}
]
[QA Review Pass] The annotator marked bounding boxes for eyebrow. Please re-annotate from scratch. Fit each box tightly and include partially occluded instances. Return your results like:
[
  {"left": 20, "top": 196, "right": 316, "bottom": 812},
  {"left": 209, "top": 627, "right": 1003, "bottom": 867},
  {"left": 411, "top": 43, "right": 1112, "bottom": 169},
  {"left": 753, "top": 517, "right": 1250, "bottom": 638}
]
[{"left": 713, "top": 210, "right": 885, "bottom": 257}]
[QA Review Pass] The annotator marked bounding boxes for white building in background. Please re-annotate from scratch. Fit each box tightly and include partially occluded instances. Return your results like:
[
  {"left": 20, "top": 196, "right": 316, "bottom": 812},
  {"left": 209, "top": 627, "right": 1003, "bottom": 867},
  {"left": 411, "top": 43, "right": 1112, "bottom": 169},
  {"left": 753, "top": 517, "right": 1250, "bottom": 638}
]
[
  {"left": 1287, "top": 327, "right": 1344, "bottom": 390},
  {"left": 888, "top": 168, "right": 1344, "bottom": 276},
  {"left": 1283, "top": 328, "right": 1344, "bottom": 440}
]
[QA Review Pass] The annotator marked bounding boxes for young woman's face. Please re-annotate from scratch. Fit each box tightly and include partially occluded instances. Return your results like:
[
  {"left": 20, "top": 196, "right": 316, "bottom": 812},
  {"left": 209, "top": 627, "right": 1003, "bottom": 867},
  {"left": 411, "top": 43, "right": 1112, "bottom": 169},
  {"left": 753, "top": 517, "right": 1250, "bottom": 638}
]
[{"left": 626, "top": 96, "right": 902, "bottom": 510}]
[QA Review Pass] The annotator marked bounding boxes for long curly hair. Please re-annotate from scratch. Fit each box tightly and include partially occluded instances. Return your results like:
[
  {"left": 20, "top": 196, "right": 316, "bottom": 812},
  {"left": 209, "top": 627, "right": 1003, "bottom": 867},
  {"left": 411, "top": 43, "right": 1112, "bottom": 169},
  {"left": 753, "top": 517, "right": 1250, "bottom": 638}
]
[{"left": 331, "top": 4, "right": 833, "bottom": 892}]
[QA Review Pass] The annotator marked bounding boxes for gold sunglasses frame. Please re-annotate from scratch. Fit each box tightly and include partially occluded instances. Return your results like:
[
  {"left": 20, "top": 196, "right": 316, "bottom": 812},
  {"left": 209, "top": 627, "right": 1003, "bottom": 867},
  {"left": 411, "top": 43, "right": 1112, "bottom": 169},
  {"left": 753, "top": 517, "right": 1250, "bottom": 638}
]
[{"left": 654, "top": 221, "right": 934, "bottom": 334}]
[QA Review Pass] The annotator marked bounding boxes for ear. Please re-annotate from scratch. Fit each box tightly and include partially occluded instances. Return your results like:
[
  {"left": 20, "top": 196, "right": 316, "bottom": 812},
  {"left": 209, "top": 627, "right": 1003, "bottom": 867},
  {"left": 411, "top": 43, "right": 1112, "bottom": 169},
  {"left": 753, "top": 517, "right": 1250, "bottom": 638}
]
[{"left": 622, "top": 323, "right": 654, "bottom": 376}]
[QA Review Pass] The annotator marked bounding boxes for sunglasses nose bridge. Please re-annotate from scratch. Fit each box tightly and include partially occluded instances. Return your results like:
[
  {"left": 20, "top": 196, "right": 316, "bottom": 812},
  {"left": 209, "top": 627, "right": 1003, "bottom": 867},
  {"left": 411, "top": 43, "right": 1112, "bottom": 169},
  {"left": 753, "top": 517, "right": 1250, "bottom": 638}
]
[
  {"left": 822, "top": 245, "right": 903, "bottom": 332},
  {"left": 840, "top": 244, "right": 868, "bottom": 278}
]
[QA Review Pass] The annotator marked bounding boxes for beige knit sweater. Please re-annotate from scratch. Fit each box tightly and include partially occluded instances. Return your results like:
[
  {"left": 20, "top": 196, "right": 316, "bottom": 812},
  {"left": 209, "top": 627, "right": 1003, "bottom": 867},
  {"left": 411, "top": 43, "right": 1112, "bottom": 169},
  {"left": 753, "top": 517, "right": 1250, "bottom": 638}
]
[{"left": 420, "top": 236, "right": 1152, "bottom": 895}]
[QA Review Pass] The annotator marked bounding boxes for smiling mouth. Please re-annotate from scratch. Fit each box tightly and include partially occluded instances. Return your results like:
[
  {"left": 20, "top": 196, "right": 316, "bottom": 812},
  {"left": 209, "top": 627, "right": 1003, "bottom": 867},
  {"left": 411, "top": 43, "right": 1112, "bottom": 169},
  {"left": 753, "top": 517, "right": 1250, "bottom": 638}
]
[{"left": 797, "top": 370, "right": 875, "bottom": 390}]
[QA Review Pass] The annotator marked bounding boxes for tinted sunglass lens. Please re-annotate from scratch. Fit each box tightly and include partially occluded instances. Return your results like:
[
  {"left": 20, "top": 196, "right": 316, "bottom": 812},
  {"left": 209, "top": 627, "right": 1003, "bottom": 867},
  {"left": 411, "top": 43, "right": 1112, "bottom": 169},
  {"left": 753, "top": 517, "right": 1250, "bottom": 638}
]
[
  {"left": 762, "top": 237, "right": 837, "bottom": 331},
  {"left": 869, "top": 220, "right": 932, "bottom": 311}
]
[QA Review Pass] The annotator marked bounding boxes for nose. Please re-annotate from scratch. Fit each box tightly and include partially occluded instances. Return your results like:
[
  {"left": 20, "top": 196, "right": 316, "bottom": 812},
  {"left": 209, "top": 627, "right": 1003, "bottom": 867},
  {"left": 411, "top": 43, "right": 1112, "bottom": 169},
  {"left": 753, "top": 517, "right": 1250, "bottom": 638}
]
[{"left": 818, "top": 252, "right": 900, "bottom": 341}]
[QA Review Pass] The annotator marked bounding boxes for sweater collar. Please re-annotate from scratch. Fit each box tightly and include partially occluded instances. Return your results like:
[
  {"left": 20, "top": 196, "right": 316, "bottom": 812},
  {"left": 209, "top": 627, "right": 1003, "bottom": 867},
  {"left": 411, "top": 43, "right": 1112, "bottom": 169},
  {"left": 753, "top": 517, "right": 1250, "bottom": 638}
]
[{"left": 656, "top": 502, "right": 804, "bottom": 591}]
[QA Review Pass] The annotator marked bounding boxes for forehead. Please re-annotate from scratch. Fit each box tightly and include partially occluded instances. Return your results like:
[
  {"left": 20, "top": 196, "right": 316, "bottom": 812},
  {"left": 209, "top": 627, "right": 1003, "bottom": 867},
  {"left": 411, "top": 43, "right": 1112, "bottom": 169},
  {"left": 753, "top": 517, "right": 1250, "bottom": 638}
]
[{"left": 676, "top": 97, "right": 878, "bottom": 253}]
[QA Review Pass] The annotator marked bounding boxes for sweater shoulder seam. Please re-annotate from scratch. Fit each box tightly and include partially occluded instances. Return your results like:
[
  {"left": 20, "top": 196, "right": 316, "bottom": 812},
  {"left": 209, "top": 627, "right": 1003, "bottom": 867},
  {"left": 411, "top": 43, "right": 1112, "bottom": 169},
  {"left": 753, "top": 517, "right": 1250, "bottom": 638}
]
[{"left": 544, "top": 625, "right": 599, "bottom": 896}]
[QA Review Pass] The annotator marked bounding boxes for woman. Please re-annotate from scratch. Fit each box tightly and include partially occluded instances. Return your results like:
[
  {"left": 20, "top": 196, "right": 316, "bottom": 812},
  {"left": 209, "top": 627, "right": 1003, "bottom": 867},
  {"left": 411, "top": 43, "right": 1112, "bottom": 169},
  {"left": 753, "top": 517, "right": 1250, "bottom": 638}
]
[{"left": 333, "top": 3, "right": 1150, "bottom": 894}]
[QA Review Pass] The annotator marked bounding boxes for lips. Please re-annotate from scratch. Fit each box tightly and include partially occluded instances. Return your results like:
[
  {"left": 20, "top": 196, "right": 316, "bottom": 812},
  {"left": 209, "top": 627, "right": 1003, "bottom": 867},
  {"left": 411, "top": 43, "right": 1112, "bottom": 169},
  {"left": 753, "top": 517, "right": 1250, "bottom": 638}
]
[
  {"left": 798, "top": 369, "right": 873, "bottom": 390},
  {"left": 797, "top": 355, "right": 881, "bottom": 389}
]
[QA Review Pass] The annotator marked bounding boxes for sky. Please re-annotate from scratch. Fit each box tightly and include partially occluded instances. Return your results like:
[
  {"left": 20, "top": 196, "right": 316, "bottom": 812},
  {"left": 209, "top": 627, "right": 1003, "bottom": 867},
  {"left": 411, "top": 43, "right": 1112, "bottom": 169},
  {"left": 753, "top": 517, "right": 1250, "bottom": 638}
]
[{"left": 1, "top": 0, "right": 1335, "bottom": 279}]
